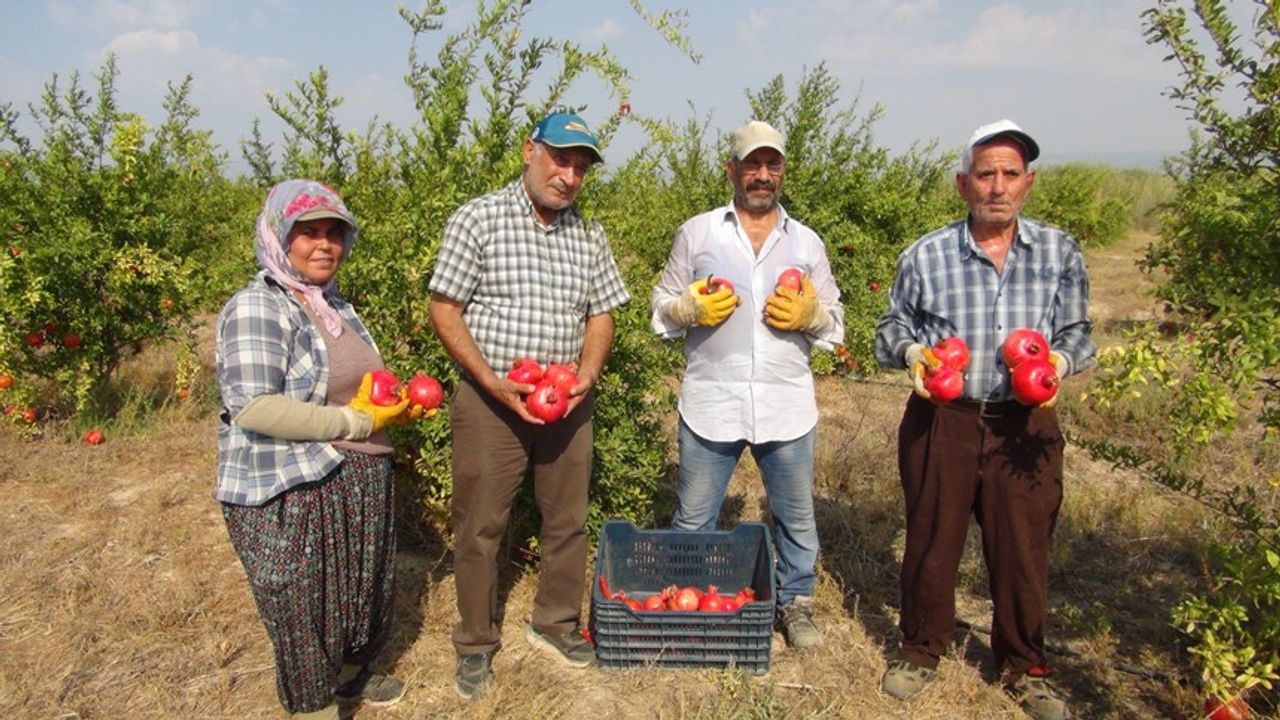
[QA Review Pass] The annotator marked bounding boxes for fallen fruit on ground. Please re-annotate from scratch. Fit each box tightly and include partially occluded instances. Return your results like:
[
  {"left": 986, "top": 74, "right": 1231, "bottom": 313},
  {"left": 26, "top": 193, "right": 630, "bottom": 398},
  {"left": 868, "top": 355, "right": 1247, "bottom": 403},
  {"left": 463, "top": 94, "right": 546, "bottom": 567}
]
[{"left": 83, "top": 428, "right": 105, "bottom": 445}]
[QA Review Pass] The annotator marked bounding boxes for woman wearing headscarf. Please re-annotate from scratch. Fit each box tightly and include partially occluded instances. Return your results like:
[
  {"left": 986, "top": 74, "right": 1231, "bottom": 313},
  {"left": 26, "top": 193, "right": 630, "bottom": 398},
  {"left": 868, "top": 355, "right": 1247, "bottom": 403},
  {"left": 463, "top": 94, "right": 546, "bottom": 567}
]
[{"left": 215, "top": 179, "right": 411, "bottom": 719}]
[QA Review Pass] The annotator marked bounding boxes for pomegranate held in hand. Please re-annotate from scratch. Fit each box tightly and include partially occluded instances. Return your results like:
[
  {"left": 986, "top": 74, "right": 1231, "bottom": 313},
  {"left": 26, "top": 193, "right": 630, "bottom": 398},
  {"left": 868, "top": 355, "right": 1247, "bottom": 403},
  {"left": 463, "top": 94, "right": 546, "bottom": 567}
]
[
  {"left": 542, "top": 363, "right": 579, "bottom": 396},
  {"left": 931, "top": 337, "right": 970, "bottom": 371},
  {"left": 406, "top": 373, "right": 444, "bottom": 410},
  {"left": 367, "top": 369, "right": 403, "bottom": 407},
  {"left": 526, "top": 381, "right": 569, "bottom": 423},
  {"left": 776, "top": 267, "right": 804, "bottom": 294},
  {"left": 922, "top": 366, "right": 964, "bottom": 405},
  {"left": 1010, "top": 358, "right": 1060, "bottom": 406},
  {"left": 507, "top": 358, "right": 543, "bottom": 386},
  {"left": 699, "top": 276, "right": 735, "bottom": 295},
  {"left": 1002, "top": 328, "right": 1050, "bottom": 369}
]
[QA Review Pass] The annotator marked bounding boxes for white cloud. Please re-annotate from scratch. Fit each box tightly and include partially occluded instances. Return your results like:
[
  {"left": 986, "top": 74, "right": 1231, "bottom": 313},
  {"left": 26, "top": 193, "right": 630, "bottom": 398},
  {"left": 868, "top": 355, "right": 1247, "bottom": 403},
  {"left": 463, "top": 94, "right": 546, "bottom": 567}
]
[
  {"left": 587, "top": 17, "right": 624, "bottom": 42},
  {"left": 48, "top": 0, "right": 202, "bottom": 30}
]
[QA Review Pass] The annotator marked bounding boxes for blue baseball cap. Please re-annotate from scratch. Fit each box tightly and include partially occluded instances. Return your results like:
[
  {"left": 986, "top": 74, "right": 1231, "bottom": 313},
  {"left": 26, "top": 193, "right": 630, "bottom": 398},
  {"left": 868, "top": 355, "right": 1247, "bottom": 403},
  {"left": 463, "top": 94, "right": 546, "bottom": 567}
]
[{"left": 531, "top": 112, "right": 604, "bottom": 164}]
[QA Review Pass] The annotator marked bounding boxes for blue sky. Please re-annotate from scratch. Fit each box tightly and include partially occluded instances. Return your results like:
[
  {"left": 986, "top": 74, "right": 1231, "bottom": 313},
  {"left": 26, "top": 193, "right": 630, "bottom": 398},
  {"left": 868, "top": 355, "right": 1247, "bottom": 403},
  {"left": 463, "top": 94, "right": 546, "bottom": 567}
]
[{"left": 0, "top": 1, "right": 1232, "bottom": 171}]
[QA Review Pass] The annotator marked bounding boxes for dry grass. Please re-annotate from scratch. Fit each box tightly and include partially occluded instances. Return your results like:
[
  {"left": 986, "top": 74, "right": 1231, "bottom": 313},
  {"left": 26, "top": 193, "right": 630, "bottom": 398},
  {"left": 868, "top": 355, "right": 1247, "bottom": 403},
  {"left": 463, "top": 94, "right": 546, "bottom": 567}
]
[{"left": 0, "top": 231, "right": 1268, "bottom": 719}]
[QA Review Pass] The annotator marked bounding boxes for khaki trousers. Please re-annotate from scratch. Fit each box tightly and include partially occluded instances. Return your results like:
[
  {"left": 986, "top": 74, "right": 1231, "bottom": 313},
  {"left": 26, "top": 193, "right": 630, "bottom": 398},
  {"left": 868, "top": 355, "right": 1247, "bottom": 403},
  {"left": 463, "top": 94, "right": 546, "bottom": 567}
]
[
  {"left": 449, "top": 378, "right": 595, "bottom": 655},
  {"left": 895, "top": 394, "right": 1064, "bottom": 680}
]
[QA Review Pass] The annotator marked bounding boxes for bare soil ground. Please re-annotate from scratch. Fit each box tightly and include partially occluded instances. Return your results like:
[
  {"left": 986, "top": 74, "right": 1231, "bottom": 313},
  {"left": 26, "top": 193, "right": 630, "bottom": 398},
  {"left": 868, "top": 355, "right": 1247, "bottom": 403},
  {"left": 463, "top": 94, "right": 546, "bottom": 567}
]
[{"left": 0, "top": 233, "right": 1247, "bottom": 719}]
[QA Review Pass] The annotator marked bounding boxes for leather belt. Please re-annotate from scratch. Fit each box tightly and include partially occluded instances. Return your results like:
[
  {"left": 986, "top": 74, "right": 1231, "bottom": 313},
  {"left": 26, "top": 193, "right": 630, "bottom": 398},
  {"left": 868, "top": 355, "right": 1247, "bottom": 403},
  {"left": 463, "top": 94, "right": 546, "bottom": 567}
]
[{"left": 944, "top": 398, "right": 1029, "bottom": 418}]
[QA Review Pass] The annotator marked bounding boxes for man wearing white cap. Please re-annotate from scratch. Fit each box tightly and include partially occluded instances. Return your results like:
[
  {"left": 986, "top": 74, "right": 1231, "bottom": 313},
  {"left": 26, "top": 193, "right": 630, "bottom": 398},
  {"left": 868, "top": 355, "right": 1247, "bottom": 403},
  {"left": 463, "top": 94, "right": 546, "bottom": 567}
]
[
  {"left": 650, "top": 120, "right": 845, "bottom": 650},
  {"left": 874, "top": 120, "right": 1094, "bottom": 720}
]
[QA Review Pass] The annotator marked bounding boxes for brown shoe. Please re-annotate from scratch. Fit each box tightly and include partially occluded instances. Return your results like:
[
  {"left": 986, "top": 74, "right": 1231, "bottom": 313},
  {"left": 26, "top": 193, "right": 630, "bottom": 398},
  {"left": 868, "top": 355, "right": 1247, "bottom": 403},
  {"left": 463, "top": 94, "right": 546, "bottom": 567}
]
[{"left": 1006, "top": 669, "right": 1069, "bottom": 720}]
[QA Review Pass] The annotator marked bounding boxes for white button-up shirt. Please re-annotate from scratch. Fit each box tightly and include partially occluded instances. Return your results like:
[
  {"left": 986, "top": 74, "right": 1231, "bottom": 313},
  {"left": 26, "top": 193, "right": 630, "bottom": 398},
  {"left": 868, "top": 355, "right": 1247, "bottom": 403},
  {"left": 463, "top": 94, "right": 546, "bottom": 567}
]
[{"left": 650, "top": 202, "right": 844, "bottom": 444}]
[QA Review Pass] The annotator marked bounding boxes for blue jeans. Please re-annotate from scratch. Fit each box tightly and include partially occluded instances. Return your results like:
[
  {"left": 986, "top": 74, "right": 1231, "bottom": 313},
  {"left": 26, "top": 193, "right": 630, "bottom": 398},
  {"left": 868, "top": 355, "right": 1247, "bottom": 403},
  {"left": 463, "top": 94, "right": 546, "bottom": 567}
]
[{"left": 671, "top": 417, "right": 818, "bottom": 606}]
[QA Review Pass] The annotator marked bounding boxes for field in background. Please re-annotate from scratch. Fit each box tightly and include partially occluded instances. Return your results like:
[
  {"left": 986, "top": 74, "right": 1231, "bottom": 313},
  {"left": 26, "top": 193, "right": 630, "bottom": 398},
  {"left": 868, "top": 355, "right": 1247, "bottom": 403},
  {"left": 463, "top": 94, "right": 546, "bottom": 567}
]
[{"left": 0, "top": 231, "right": 1259, "bottom": 719}]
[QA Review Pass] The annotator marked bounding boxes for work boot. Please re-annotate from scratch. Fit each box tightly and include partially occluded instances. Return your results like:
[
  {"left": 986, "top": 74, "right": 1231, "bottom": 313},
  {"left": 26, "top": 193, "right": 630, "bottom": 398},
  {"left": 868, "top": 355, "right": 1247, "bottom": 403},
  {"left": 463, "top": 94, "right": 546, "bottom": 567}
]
[
  {"left": 454, "top": 652, "right": 492, "bottom": 701},
  {"left": 334, "top": 665, "right": 406, "bottom": 707},
  {"left": 779, "top": 596, "right": 823, "bottom": 649},
  {"left": 525, "top": 624, "right": 596, "bottom": 667},
  {"left": 880, "top": 659, "right": 937, "bottom": 700},
  {"left": 1006, "top": 670, "right": 1070, "bottom": 720}
]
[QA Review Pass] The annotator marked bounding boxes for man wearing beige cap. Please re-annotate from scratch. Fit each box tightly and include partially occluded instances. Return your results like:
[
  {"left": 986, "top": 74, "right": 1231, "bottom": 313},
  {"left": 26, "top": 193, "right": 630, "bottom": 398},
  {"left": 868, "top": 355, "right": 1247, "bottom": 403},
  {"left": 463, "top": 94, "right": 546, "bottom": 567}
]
[
  {"left": 650, "top": 120, "right": 845, "bottom": 650},
  {"left": 874, "top": 119, "right": 1094, "bottom": 720}
]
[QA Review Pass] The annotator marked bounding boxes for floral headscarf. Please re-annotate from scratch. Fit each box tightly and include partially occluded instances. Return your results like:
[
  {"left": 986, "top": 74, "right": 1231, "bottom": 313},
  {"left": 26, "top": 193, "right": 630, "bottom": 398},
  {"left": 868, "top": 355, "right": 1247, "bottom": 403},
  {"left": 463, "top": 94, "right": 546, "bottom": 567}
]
[{"left": 255, "top": 179, "right": 359, "bottom": 337}]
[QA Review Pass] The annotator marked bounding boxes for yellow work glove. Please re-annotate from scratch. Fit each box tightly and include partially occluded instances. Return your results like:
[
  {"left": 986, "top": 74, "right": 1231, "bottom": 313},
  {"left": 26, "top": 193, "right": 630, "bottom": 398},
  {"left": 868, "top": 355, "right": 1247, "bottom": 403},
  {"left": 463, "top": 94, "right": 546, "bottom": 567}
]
[
  {"left": 666, "top": 277, "right": 739, "bottom": 328},
  {"left": 904, "top": 343, "right": 932, "bottom": 400},
  {"left": 765, "top": 276, "right": 831, "bottom": 333},
  {"left": 1039, "top": 351, "right": 1069, "bottom": 409},
  {"left": 347, "top": 372, "right": 413, "bottom": 432}
]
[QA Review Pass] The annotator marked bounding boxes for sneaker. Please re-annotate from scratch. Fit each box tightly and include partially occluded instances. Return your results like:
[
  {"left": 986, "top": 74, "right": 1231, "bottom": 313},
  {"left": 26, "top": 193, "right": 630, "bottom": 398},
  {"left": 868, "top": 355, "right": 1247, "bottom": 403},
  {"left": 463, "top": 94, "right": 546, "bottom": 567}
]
[
  {"left": 334, "top": 665, "right": 407, "bottom": 707},
  {"left": 880, "top": 659, "right": 937, "bottom": 700},
  {"left": 454, "top": 652, "right": 492, "bottom": 701},
  {"left": 1006, "top": 670, "right": 1069, "bottom": 720},
  {"left": 779, "top": 596, "right": 823, "bottom": 650},
  {"left": 525, "top": 624, "right": 595, "bottom": 668}
]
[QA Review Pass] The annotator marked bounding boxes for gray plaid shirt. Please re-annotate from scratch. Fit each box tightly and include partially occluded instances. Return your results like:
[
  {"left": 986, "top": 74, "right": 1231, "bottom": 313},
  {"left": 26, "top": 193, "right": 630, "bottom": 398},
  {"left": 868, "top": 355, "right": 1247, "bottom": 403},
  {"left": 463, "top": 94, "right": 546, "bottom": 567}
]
[
  {"left": 430, "top": 179, "right": 630, "bottom": 373},
  {"left": 875, "top": 217, "right": 1095, "bottom": 401},
  {"left": 214, "top": 271, "right": 380, "bottom": 505}
]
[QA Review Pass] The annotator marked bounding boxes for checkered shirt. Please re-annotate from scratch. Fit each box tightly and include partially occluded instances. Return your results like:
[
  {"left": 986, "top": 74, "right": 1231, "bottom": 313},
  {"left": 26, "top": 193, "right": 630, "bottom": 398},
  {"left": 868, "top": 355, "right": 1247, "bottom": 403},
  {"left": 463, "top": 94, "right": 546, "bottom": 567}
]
[
  {"left": 429, "top": 180, "right": 631, "bottom": 373},
  {"left": 214, "top": 270, "right": 381, "bottom": 506},
  {"left": 875, "top": 217, "right": 1095, "bottom": 401}
]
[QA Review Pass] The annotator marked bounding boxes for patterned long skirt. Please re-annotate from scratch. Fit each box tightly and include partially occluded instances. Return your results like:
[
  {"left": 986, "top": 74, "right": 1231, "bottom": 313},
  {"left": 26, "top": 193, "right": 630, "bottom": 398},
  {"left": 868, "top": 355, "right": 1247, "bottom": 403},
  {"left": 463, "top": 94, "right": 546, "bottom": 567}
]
[{"left": 223, "top": 449, "right": 396, "bottom": 714}]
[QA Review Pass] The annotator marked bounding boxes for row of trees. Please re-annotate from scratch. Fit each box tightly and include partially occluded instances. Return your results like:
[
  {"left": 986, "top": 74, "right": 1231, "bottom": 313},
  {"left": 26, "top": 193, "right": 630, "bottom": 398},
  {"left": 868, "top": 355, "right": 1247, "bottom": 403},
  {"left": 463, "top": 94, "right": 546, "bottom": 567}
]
[{"left": 3, "top": 0, "right": 1269, "bottom": 708}]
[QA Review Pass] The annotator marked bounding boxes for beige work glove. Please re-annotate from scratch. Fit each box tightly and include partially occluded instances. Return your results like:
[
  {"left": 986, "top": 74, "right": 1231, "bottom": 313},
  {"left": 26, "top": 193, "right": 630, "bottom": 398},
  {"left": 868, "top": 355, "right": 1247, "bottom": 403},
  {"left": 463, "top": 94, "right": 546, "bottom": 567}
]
[
  {"left": 234, "top": 393, "right": 373, "bottom": 440},
  {"left": 1039, "top": 351, "right": 1069, "bottom": 409},
  {"left": 348, "top": 372, "right": 413, "bottom": 432},
  {"left": 765, "top": 276, "right": 831, "bottom": 333},
  {"left": 665, "top": 277, "right": 739, "bottom": 328},
  {"left": 904, "top": 343, "right": 932, "bottom": 400}
]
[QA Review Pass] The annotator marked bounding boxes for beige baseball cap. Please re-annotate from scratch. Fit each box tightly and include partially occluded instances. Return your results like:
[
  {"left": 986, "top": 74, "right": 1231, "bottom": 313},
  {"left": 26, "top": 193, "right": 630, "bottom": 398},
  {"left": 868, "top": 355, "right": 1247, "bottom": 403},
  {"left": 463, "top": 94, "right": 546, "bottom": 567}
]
[{"left": 731, "top": 120, "right": 785, "bottom": 160}]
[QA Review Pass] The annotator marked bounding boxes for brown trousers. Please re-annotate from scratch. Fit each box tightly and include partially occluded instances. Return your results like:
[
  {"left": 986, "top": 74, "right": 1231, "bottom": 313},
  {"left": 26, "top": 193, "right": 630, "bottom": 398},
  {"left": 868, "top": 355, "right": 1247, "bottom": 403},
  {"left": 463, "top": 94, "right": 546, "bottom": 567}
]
[
  {"left": 449, "top": 378, "right": 595, "bottom": 655},
  {"left": 896, "top": 394, "right": 1064, "bottom": 680}
]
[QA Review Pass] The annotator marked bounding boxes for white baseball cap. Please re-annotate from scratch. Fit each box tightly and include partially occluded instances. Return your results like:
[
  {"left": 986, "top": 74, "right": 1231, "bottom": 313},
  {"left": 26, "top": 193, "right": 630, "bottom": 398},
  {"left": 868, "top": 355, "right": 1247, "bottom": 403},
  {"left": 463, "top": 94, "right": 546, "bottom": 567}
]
[
  {"left": 731, "top": 120, "right": 786, "bottom": 160},
  {"left": 962, "top": 119, "right": 1039, "bottom": 171}
]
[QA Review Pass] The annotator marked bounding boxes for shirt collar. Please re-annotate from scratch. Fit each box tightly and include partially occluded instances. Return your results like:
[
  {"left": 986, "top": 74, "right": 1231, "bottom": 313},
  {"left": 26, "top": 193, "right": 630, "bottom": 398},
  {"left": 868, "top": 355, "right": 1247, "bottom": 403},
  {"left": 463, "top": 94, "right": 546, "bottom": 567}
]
[
  {"left": 720, "top": 200, "right": 791, "bottom": 232},
  {"left": 511, "top": 178, "right": 575, "bottom": 229},
  {"left": 958, "top": 215, "right": 1030, "bottom": 259}
]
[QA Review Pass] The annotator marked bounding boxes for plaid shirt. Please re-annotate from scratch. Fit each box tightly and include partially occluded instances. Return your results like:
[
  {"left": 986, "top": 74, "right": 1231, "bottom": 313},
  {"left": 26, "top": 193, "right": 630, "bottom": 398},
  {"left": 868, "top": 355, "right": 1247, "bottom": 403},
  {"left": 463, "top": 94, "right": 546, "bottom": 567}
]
[
  {"left": 429, "top": 179, "right": 630, "bottom": 373},
  {"left": 875, "top": 217, "right": 1095, "bottom": 401},
  {"left": 214, "top": 270, "right": 381, "bottom": 506}
]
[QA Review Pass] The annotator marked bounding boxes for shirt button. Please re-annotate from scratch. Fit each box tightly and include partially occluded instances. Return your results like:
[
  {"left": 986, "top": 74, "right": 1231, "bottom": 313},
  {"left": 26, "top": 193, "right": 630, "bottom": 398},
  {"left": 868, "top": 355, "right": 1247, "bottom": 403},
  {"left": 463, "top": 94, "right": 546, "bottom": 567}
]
[{"left": 997, "top": 324, "right": 1003, "bottom": 331}]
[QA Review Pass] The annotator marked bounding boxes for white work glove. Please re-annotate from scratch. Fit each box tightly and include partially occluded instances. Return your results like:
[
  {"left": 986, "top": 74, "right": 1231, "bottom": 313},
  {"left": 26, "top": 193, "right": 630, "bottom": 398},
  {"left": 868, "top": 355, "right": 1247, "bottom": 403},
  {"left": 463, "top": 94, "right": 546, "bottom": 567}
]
[
  {"left": 905, "top": 343, "right": 931, "bottom": 400},
  {"left": 1039, "top": 351, "right": 1069, "bottom": 409}
]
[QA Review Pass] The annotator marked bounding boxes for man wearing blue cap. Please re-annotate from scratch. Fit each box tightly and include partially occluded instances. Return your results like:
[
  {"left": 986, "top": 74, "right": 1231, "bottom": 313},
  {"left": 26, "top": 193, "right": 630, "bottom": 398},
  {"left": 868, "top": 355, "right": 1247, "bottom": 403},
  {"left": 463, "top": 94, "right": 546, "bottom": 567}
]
[
  {"left": 428, "top": 111, "right": 630, "bottom": 700},
  {"left": 874, "top": 120, "right": 1094, "bottom": 720}
]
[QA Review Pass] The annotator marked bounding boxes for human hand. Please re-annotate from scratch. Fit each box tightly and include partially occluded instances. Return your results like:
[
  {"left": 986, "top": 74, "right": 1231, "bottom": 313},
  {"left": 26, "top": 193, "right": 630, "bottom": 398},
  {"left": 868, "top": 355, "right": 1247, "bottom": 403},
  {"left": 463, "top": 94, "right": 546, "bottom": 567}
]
[
  {"left": 905, "top": 343, "right": 932, "bottom": 400},
  {"left": 1039, "top": 351, "right": 1069, "bottom": 409},
  {"left": 667, "top": 277, "right": 739, "bottom": 327},
  {"left": 765, "top": 276, "right": 828, "bottom": 332},
  {"left": 348, "top": 372, "right": 413, "bottom": 431}
]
